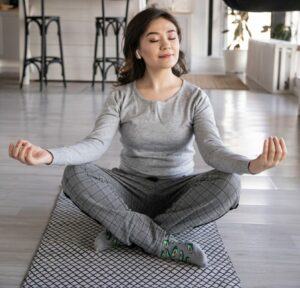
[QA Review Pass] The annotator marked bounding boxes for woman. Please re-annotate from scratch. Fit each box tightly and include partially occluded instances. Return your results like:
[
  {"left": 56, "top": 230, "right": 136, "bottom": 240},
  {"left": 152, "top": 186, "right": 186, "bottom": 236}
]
[{"left": 8, "top": 8, "right": 286, "bottom": 268}]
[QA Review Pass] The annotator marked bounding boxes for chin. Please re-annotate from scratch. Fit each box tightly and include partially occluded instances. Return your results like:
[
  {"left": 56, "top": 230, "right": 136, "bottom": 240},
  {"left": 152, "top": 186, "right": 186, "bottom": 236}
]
[{"left": 161, "top": 60, "right": 178, "bottom": 69}]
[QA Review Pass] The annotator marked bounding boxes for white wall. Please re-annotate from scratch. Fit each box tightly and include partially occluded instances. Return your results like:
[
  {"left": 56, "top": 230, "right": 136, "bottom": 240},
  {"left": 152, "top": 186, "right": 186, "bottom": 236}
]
[
  {"left": 22, "top": 0, "right": 142, "bottom": 82},
  {"left": 0, "top": 9, "right": 19, "bottom": 72}
]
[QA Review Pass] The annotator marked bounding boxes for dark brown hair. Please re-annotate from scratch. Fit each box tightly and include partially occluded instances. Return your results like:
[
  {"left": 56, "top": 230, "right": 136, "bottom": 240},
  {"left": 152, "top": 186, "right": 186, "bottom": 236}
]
[{"left": 117, "top": 8, "right": 188, "bottom": 85}]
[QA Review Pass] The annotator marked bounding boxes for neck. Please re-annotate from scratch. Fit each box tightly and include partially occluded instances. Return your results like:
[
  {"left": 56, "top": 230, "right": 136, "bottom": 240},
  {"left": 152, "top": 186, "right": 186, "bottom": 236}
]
[{"left": 139, "top": 68, "right": 178, "bottom": 91}]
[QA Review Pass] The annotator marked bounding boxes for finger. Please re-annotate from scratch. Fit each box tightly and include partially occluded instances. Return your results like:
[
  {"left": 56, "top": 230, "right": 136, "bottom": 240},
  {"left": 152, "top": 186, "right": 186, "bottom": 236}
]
[
  {"left": 267, "top": 136, "right": 275, "bottom": 162},
  {"left": 25, "top": 147, "right": 35, "bottom": 165},
  {"left": 12, "top": 139, "right": 28, "bottom": 158},
  {"left": 261, "top": 138, "right": 269, "bottom": 162},
  {"left": 8, "top": 143, "right": 14, "bottom": 158},
  {"left": 279, "top": 137, "right": 287, "bottom": 161},
  {"left": 19, "top": 143, "right": 32, "bottom": 164},
  {"left": 273, "top": 137, "right": 282, "bottom": 163}
]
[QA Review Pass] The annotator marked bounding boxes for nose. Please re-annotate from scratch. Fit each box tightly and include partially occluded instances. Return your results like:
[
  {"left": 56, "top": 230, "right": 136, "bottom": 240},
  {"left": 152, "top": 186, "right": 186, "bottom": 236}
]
[{"left": 160, "top": 37, "right": 171, "bottom": 50}]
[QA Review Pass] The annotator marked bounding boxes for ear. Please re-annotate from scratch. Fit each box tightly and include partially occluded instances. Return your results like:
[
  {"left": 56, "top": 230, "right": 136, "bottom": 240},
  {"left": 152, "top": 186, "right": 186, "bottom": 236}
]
[{"left": 135, "top": 50, "right": 142, "bottom": 60}]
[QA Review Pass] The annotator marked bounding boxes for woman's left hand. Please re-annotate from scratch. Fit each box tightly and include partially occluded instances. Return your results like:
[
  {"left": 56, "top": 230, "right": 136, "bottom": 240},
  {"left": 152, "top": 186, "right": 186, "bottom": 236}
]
[{"left": 248, "top": 136, "right": 287, "bottom": 174}]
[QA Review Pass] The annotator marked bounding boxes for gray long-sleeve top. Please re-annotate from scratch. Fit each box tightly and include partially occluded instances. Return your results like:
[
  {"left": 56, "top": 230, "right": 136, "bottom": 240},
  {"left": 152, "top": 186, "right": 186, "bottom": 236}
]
[{"left": 48, "top": 80, "right": 251, "bottom": 177}]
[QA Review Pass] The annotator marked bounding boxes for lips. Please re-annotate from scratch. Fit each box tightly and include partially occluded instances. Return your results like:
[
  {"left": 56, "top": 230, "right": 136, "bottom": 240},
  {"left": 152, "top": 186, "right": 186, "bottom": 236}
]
[{"left": 159, "top": 54, "right": 173, "bottom": 58}]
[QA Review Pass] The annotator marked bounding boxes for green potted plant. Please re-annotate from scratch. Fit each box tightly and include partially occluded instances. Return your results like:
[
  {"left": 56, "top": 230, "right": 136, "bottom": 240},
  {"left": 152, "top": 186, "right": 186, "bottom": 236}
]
[
  {"left": 222, "top": 9, "right": 252, "bottom": 73},
  {"left": 261, "top": 23, "right": 291, "bottom": 41}
]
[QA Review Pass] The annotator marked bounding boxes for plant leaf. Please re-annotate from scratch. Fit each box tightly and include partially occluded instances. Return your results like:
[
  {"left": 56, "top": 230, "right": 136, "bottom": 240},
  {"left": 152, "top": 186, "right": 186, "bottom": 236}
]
[
  {"left": 261, "top": 25, "right": 270, "bottom": 33},
  {"left": 245, "top": 24, "right": 252, "bottom": 37}
]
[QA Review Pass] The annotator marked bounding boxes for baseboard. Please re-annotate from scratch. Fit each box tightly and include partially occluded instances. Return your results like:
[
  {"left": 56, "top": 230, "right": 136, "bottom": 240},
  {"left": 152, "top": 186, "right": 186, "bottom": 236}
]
[{"left": 0, "top": 59, "right": 19, "bottom": 73}]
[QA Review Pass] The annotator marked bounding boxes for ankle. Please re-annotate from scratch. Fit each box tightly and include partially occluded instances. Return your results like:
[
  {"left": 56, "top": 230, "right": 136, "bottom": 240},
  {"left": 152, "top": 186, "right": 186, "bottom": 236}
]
[{"left": 94, "top": 230, "right": 120, "bottom": 252}]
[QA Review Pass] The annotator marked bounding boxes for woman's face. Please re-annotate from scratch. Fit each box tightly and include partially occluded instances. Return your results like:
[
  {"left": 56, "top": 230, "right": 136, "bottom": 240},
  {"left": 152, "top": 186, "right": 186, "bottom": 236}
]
[{"left": 137, "top": 17, "right": 180, "bottom": 71}]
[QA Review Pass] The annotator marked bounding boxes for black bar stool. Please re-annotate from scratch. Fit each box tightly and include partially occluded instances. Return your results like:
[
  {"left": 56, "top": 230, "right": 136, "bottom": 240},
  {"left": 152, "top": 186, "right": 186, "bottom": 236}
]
[
  {"left": 92, "top": 0, "right": 130, "bottom": 90},
  {"left": 20, "top": 0, "right": 67, "bottom": 90}
]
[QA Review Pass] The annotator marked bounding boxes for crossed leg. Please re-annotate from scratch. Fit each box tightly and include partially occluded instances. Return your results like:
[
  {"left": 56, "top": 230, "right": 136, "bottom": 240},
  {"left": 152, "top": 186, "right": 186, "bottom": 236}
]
[
  {"left": 62, "top": 164, "right": 240, "bottom": 267},
  {"left": 154, "top": 170, "right": 241, "bottom": 234},
  {"left": 62, "top": 163, "right": 166, "bottom": 255}
]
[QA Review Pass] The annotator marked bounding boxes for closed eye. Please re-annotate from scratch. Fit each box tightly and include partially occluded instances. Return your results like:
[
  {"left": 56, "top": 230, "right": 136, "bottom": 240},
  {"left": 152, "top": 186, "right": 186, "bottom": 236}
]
[{"left": 150, "top": 38, "right": 177, "bottom": 43}]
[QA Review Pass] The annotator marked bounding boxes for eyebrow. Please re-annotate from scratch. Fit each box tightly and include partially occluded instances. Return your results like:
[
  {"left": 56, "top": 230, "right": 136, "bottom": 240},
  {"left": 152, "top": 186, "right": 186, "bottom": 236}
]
[{"left": 145, "top": 29, "right": 177, "bottom": 37}]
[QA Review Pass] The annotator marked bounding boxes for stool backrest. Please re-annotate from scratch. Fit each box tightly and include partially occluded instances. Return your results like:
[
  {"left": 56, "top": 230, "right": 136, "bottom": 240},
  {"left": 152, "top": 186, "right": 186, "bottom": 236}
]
[
  {"left": 21, "top": 0, "right": 41, "bottom": 18},
  {"left": 22, "top": 0, "right": 28, "bottom": 18}
]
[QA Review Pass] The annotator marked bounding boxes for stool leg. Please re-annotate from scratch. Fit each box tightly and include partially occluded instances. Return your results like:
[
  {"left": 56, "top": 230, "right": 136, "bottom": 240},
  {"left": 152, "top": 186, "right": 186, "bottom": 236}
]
[
  {"left": 20, "top": 23, "right": 29, "bottom": 89},
  {"left": 38, "top": 64, "right": 43, "bottom": 90},
  {"left": 116, "top": 25, "right": 120, "bottom": 74},
  {"left": 39, "top": 21, "right": 43, "bottom": 91},
  {"left": 36, "top": 19, "right": 46, "bottom": 91},
  {"left": 44, "top": 29, "right": 48, "bottom": 86},
  {"left": 57, "top": 20, "right": 67, "bottom": 88},
  {"left": 101, "top": 25, "right": 106, "bottom": 91},
  {"left": 92, "top": 21, "right": 99, "bottom": 87}
]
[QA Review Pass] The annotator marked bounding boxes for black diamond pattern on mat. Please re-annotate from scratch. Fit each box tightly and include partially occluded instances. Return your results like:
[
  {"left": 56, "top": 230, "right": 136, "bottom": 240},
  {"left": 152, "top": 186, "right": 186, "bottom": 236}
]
[{"left": 22, "top": 192, "right": 241, "bottom": 288}]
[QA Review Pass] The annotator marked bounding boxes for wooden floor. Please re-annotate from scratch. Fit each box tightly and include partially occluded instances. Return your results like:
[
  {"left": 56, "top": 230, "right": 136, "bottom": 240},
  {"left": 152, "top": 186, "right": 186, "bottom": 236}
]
[{"left": 0, "top": 75, "right": 299, "bottom": 288}]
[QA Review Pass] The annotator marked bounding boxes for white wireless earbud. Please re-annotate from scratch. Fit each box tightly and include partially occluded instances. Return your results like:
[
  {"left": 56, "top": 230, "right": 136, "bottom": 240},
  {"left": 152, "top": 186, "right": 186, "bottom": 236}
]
[{"left": 135, "top": 50, "right": 142, "bottom": 59}]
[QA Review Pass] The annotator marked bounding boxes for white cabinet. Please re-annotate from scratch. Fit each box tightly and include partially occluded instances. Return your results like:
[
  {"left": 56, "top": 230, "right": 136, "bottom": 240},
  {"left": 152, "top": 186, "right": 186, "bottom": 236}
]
[{"left": 246, "top": 39, "right": 298, "bottom": 93}]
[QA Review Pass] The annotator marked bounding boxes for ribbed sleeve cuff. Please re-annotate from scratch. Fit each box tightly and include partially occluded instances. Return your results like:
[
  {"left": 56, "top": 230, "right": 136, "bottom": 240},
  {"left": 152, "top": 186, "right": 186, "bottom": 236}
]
[
  {"left": 46, "top": 148, "right": 67, "bottom": 165},
  {"left": 238, "top": 158, "right": 252, "bottom": 174}
]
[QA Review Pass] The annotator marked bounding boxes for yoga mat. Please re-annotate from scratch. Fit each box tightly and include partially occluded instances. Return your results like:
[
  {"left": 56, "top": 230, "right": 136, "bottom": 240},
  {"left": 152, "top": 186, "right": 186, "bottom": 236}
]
[
  {"left": 22, "top": 192, "right": 241, "bottom": 288},
  {"left": 183, "top": 74, "right": 249, "bottom": 90}
]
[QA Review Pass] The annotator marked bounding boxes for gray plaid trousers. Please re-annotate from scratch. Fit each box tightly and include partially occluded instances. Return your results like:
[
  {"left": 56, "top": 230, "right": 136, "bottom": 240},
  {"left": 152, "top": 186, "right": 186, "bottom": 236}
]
[{"left": 62, "top": 163, "right": 240, "bottom": 255}]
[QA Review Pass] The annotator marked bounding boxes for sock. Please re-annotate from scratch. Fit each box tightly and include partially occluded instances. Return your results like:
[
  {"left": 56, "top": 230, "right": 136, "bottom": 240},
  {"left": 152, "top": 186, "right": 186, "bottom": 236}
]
[
  {"left": 94, "top": 230, "right": 121, "bottom": 252},
  {"left": 158, "top": 236, "right": 208, "bottom": 268}
]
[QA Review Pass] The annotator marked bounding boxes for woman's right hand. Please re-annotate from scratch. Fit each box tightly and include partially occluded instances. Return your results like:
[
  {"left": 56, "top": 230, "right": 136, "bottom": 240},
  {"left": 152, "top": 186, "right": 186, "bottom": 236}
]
[{"left": 8, "top": 139, "right": 53, "bottom": 166}]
